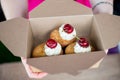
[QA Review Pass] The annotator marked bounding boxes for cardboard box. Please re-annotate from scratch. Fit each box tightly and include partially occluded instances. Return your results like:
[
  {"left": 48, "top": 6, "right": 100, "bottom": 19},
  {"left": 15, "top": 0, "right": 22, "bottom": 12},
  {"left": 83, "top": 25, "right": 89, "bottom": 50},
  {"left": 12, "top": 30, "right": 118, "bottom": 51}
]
[{"left": 0, "top": 0, "right": 120, "bottom": 79}]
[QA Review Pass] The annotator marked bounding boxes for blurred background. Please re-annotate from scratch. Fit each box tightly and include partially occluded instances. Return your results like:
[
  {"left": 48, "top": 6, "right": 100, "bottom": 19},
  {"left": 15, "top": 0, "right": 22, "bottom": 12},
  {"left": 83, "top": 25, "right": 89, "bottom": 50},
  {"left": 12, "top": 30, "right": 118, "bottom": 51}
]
[
  {"left": 0, "top": 0, "right": 120, "bottom": 22},
  {"left": 0, "top": 3, "right": 6, "bottom": 22}
]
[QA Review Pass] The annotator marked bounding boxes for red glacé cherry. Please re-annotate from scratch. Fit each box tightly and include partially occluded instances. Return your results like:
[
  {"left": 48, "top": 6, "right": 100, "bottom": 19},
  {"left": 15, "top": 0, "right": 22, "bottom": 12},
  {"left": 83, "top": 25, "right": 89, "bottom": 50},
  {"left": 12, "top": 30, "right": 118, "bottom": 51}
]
[
  {"left": 79, "top": 38, "right": 86, "bottom": 43},
  {"left": 78, "top": 38, "right": 89, "bottom": 48},
  {"left": 46, "top": 39, "right": 57, "bottom": 49},
  {"left": 63, "top": 24, "right": 74, "bottom": 34}
]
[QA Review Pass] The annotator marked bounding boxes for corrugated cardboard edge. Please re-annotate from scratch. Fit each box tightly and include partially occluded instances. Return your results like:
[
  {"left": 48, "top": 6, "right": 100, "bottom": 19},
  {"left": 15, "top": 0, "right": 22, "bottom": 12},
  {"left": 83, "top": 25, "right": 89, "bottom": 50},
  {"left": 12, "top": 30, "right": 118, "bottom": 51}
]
[
  {"left": 29, "top": 0, "right": 93, "bottom": 18},
  {"left": 94, "top": 14, "right": 120, "bottom": 50},
  {"left": 0, "top": 18, "right": 33, "bottom": 58}
]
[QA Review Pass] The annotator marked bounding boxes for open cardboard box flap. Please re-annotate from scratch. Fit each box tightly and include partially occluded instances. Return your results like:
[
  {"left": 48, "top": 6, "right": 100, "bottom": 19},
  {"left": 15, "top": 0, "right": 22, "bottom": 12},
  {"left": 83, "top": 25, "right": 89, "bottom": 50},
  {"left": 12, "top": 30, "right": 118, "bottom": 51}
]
[
  {"left": 29, "top": 0, "right": 92, "bottom": 18},
  {"left": 95, "top": 14, "right": 120, "bottom": 50},
  {"left": 27, "top": 51, "right": 105, "bottom": 74},
  {"left": 0, "top": 18, "right": 33, "bottom": 58}
]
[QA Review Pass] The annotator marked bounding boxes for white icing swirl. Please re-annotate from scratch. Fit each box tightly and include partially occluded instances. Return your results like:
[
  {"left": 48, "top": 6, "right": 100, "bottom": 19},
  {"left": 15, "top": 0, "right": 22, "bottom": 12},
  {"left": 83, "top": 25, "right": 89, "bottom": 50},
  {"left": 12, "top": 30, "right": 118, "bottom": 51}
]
[
  {"left": 74, "top": 42, "right": 91, "bottom": 53},
  {"left": 44, "top": 43, "right": 62, "bottom": 56},
  {"left": 59, "top": 24, "right": 76, "bottom": 40}
]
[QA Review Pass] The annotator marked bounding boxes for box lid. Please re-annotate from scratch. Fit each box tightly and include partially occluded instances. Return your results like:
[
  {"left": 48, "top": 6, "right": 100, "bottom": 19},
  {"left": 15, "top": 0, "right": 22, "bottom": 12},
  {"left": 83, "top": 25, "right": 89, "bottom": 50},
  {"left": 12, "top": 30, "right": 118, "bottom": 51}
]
[
  {"left": 0, "top": 18, "right": 32, "bottom": 58},
  {"left": 29, "top": 0, "right": 92, "bottom": 18},
  {"left": 95, "top": 14, "right": 120, "bottom": 50}
]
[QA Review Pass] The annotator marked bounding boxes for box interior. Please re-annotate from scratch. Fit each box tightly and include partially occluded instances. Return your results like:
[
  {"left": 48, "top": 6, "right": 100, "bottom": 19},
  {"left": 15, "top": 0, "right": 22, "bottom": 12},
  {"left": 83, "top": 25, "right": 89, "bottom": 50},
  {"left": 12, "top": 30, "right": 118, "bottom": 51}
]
[
  {"left": 29, "top": 15, "right": 104, "bottom": 56},
  {"left": 27, "top": 15, "right": 106, "bottom": 74},
  {"left": 94, "top": 14, "right": 120, "bottom": 50}
]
